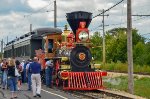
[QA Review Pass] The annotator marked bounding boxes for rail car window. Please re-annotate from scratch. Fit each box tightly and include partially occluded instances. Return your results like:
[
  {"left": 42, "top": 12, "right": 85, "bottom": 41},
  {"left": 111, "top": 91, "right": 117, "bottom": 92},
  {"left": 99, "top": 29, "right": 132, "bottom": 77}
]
[
  {"left": 48, "top": 39, "right": 53, "bottom": 53},
  {"left": 20, "top": 47, "right": 22, "bottom": 56},
  {"left": 15, "top": 48, "right": 17, "bottom": 57},
  {"left": 25, "top": 45, "right": 27, "bottom": 56},
  {"left": 23, "top": 46, "right": 25, "bottom": 56},
  {"left": 14, "top": 49, "right": 16, "bottom": 57},
  {"left": 18, "top": 47, "right": 20, "bottom": 56},
  {"left": 17, "top": 48, "right": 19, "bottom": 57},
  {"left": 25, "top": 45, "right": 30, "bottom": 56}
]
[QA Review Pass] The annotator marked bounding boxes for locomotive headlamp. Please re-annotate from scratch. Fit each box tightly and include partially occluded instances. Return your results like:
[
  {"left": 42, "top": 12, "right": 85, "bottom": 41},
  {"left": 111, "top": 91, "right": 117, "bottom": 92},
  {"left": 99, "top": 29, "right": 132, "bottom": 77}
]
[{"left": 78, "top": 31, "right": 88, "bottom": 41}]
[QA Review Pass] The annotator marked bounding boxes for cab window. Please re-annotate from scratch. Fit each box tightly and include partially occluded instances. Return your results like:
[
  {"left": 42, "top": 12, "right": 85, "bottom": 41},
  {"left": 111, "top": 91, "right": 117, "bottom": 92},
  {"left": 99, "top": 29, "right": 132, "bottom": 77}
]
[{"left": 48, "top": 39, "right": 53, "bottom": 53}]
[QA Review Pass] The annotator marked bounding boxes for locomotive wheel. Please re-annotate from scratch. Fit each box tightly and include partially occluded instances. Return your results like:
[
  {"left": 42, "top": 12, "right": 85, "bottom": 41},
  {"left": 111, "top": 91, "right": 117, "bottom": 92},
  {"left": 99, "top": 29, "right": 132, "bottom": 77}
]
[{"left": 70, "top": 46, "right": 92, "bottom": 68}]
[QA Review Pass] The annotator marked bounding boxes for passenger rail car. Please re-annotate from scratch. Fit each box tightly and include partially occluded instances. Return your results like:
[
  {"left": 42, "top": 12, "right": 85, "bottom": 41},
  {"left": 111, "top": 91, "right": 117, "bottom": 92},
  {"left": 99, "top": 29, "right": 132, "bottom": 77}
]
[{"left": 4, "top": 28, "right": 62, "bottom": 61}]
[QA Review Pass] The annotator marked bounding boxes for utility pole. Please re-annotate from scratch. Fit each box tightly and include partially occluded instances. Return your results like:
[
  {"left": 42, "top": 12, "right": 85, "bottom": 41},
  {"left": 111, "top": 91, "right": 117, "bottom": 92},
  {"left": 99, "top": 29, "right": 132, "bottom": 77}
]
[
  {"left": 127, "top": 0, "right": 134, "bottom": 94},
  {"left": 97, "top": 10, "right": 109, "bottom": 65},
  {"left": 93, "top": 0, "right": 123, "bottom": 65},
  {"left": 102, "top": 9, "right": 109, "bottom": 66},
  {"left": 54, "top": 0, "right": 57, "bottom": 28},
  {"left": 102, "top": 9, "right": 105, "bottom": 65},
  {"left": 95, "top": 10, "right": 109, "bottom": 66},
  {"left": 1, "top": 39, "right": 3, "bottom": 53},
  {"left": 30, "top": 24, "right": 32, "bottom": 32},
  {"left": 7, "top": 36, "right": 8, "bottom": 44},
  {"left": 1, "top": 39, "right": 3, "bottom": 59}
]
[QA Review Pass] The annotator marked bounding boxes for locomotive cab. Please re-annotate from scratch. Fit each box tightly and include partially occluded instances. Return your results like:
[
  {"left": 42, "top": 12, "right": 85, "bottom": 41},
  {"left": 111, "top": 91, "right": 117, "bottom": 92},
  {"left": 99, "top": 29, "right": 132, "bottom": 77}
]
[{"left": 42, "top": 29, "right": 62, "bottom": 58}]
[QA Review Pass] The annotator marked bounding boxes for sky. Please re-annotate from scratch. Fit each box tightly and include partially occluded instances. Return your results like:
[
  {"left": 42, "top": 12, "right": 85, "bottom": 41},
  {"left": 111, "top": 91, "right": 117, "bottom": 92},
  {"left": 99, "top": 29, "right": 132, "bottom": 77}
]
[{"left": 0, "top": 0, "right": 150, "bottom": 44}]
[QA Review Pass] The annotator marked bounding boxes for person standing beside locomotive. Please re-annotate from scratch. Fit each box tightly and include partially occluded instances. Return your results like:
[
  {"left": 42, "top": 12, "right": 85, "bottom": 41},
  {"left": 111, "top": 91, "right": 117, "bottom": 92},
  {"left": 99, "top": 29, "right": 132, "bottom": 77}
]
[
  {"left": 7, "top": 58, "right": 18, "bottom": 99},
  {"left": 26, "top": 59, "right": 32, "bottom": 91},
  {"left": 1, "top": 59, "right": 8, "bottom": 89},
  {"left": 0, "top": 60, "right": 3, "bottom": 86},
  {"left": 45, "top": 59, "right": 53, "bottom": 88},
  {"left": 30, "top": 57, "right": 41, "bottom": 98},
  {"left": 15, "top": 60, "right": 23, "bottom": 91},
  {"left": 20, "top": 60, "right": 26, "bottom": 83}
]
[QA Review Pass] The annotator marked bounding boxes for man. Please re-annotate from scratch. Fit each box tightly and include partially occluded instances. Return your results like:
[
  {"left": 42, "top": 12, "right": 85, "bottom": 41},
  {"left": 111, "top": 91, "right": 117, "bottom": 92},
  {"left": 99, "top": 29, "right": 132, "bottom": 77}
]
[
  {"left": 45, "top": 59, "right": 53, "bottom": 87},
  {"left": 30, "top": 57, "right": 41, "bottom": 98},
  {"left": 20, "top": 60, "right": 26, "bottom": 83},
  {"left": 26, "top": 59, "right": 32, "bottom": 91}
]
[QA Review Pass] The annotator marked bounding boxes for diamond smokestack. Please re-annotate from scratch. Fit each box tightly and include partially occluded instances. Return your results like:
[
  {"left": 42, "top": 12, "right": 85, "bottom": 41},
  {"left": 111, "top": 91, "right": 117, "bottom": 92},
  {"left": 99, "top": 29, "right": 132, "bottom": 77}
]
[{"left": 66, "top": 11, "right": 92, "bottom": 35}]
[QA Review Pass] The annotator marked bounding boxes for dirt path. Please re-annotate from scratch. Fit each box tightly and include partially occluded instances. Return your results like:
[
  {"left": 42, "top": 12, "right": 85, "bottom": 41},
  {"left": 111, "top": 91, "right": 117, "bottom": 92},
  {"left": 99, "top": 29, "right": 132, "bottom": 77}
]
[{"left": 107, "top": 72, "right": 150, "bottom": 78}]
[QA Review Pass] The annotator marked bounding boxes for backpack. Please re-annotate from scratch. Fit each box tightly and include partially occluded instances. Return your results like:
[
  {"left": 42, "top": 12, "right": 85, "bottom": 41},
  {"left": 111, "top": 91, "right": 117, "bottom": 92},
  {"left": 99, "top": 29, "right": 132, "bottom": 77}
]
[{"left": 28, "top": 63, "right": 32, "bottom": 73}]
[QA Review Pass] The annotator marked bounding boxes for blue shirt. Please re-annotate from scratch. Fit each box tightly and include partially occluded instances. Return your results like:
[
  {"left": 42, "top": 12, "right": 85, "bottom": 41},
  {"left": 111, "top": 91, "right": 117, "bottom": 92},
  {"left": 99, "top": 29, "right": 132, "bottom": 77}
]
[{"left": 30, "top": 62, "right": 41, "bottom": 74}]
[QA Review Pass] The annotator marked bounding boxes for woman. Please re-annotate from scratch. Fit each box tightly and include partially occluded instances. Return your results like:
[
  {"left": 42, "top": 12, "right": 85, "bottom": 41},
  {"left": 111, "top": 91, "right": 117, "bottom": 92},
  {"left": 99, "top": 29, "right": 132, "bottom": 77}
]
[
  {"left": 15, "top": 60, "right": 22, "bottom": 90},
  {"left": 7, "top": 58, "right": 17, "bottom": 99},
  {"left": 1, "top": 59, "right": 8, "bottom": 89}
]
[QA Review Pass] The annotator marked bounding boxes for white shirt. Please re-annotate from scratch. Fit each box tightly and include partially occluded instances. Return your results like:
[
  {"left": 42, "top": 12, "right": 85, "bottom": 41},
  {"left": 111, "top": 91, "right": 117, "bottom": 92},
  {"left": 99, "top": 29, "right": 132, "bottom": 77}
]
[
  {"left": 26, "top": 62, "right": 32, "bottom": 70},
  {"left": 20, "top": 62, "right": 25, "bottom": 70},
  {"left": 45, "top": 60, "right": 53, "bottom": 69},
  {"left": 0, "top": 63, "right": 3, "bottom": 67}
]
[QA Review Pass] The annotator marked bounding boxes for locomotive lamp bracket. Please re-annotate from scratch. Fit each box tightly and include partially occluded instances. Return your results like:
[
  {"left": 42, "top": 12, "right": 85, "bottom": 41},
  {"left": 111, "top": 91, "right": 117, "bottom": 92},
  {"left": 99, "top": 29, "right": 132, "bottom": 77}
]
[{"left": 59, "top": 70, "right": 69, "bottom": 80}]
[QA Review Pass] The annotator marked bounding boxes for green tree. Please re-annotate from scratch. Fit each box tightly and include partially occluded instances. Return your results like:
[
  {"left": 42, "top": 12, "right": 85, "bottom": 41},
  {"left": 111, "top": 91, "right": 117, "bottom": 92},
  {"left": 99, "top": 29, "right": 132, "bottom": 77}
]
[
  {"left": 133, "top": 42, "right": 146, "bottom": 65},
  {"left": 106, "top": 28, "right": 127, "bottom": 63},
  {"left": 106, "top": 28, "right": 145, "bottom": 64},
  {"left": 90, "top": 32, "right": 102, "bottom": 61},
  {"left": 145, "top": 42, "right": 150, "bottom": 65},
  {"left": 91, "top": 27, "right": 147, "bottom": 66}
]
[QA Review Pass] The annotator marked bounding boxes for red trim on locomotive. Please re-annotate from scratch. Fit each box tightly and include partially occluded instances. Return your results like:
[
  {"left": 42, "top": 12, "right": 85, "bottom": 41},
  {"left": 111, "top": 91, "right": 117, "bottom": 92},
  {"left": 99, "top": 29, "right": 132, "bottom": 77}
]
[
  {"left": 76, "top": 22, "right": 90, "bottom": 43},
  {"left": 67, "top": 33, "right": 74, "bottom": 48},
  {"left": 61, "top": 72, "right": 107, "bottom": 90}
]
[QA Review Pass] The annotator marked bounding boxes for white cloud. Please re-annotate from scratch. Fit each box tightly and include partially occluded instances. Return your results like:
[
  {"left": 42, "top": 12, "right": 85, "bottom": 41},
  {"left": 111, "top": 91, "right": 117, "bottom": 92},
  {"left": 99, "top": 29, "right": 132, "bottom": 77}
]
[
  {"left": 0, "top": 0, "right": 150, "bottom": 42},
  {"left": 27, "top": 0, "right": 48, "bottom": 10}
]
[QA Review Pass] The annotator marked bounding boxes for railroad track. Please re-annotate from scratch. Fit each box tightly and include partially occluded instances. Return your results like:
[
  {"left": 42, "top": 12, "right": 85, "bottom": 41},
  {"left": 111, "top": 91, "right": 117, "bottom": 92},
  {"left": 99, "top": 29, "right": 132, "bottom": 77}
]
[
  {"left": 51, "top": 86, "right": 136, "bottom": 99},
  {"left": 68, "top": 90, "right": 134, "bottom": 99}
]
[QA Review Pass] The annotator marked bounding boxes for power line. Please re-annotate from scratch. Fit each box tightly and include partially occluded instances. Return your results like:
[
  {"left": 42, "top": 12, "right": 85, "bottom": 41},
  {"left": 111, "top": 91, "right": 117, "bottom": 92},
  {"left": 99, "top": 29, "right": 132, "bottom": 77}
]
[
  {"left": 6, "top": 1, "right": 55, "bottom": 43},
  {"left": 141, "top": 33, "right": 150, "bottom": 35},
  {"left": 93, "top": 0, "right": 124, "bottom": 19},
  {"left": 24, "top": 0, "right": 54, "bottom": 18},
  {"left": 90, "top": 16, "right": 149, "bottom": 32},
  {"left": 90, "top": 24, "right": 109, "bottom": 32},
  {"left": 132, "top": 15, "right": 150, "bottom": 16},
  {"left": 120, "top": 0, "right": 125, "bottom": 27}
]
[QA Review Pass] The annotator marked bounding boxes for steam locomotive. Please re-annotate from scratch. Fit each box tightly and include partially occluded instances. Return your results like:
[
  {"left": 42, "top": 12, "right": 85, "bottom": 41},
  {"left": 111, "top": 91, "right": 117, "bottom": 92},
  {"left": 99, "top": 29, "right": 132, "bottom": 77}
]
[{"left": 4, "top": 11, "right": 107, "bottom": 90}]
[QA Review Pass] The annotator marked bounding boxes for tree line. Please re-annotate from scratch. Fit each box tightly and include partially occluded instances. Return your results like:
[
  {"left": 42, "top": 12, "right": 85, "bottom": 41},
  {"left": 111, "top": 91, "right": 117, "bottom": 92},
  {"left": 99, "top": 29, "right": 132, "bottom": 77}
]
[{"left": 90, "top": 27, "right": 150, "bottom": 66}]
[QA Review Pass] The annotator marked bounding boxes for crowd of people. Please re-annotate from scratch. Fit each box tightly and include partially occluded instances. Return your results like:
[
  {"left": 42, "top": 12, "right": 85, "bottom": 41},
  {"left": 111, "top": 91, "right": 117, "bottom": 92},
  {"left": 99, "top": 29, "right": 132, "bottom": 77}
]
[{"left": 0, "top": 57, "right": 54, "bottom": 99}]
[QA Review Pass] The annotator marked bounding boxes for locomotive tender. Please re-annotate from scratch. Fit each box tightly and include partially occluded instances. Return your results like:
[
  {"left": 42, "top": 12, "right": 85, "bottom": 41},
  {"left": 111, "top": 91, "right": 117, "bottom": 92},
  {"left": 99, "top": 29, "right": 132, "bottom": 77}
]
[{"left": 4, "top": 11, "right": 107, "bottom": 90}]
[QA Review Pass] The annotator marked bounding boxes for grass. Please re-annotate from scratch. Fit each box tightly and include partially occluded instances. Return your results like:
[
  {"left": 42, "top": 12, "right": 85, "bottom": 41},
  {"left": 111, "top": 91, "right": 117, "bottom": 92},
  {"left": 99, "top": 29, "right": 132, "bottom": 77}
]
[
  {"left": 134, "top": 77, "right": 150, "bottom": 98},
  {"left": 104, "top": 76, "right": 150, "bottom": 99},
  {"left": 93, "top": 60, "right": 150, "bottom": 98},
  {"left": 92, "top": 61, "right": 150, "bottom": 74}
]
